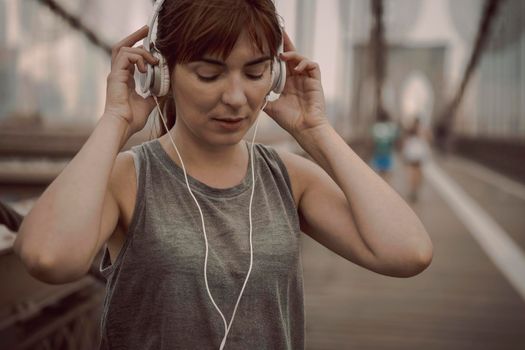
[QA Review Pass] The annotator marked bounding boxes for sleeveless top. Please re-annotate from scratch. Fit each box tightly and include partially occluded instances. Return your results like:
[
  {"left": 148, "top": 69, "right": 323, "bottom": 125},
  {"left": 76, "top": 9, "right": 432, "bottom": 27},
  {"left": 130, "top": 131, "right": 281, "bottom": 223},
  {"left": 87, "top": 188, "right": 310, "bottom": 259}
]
[{"left": 98, "top": 139, "right": 304, "bottom": 349}]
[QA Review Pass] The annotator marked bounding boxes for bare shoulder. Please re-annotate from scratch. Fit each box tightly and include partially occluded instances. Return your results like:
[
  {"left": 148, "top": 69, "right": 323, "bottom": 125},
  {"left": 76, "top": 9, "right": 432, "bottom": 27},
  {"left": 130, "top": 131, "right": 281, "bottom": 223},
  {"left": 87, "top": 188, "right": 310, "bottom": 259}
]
[
  {"left": 102, "top": 150, "right": 138, "bottom": 264},
  {"left": 272, "top": 147, "right": 324, "bottom": 208},
  {"left": 109, "top": 150, "right": 138, "bottom": 230},
  {"left": 110, "top": 151, "right": 135, "bottom": 197}
]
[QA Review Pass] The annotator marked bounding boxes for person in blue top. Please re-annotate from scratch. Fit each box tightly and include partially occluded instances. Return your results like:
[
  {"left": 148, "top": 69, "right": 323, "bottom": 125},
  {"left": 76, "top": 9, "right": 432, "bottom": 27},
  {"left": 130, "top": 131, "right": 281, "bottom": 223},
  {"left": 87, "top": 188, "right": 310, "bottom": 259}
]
[{"left": 371, "top": 109, "right": 399, "bottom": 181}]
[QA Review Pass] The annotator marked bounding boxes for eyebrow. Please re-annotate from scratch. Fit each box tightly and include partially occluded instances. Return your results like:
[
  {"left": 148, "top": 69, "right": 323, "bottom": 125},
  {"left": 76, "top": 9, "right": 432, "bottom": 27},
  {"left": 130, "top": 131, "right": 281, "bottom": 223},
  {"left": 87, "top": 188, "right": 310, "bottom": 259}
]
[{"left": 198, "top": 55, "right": 272, "bottom": 67}]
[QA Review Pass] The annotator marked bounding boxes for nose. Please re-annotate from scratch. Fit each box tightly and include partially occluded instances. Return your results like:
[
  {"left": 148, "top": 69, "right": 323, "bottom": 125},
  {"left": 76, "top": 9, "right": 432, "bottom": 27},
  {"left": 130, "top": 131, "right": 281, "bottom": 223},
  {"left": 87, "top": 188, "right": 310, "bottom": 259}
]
[{"left": 221, "top": 74, "right": 248, "bottom": 109}]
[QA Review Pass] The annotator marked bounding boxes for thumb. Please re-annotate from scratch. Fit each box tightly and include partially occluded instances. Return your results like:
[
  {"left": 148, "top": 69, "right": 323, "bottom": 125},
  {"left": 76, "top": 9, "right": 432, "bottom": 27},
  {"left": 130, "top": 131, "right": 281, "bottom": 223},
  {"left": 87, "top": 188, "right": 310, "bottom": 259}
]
[
  {"left": 145, "top": 94, "right": 158, "bottom": 111},
  {"left": 263, "top": 99, "right": 275, "bottom": 117},
  {"left": 146, "top": 93, "right": 170, "bottom": 115}
]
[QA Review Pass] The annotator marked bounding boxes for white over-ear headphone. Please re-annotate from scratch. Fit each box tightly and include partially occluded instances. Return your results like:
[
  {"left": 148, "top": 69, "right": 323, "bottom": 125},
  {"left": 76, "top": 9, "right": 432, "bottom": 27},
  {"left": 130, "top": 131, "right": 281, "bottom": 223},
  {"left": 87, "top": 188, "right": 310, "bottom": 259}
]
[
  {"left": 269, "top": 15, "right": 287, "bottom": 96},
  {"left": 138, "top": 0, "right": 170, "bottom": 97},
  {"left": 138, "top": 0, "right": 286, "bottom": 98}
]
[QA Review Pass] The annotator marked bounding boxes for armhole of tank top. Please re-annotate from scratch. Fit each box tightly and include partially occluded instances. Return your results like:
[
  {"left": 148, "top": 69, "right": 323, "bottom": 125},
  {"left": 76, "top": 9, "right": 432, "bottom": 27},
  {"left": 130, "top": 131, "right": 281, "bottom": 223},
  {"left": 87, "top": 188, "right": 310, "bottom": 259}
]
[
  {"left": 261, "top": 145, "right": 302, "bottom": 235},
  {"left": 264, "top": 145, "right": 294, "bottom": 198},
  {"left": 99, "top": 148, "right": 144, "bottom": 279},
  {"left": 120, "top": 148, "right": 144, "bottom": 243}
]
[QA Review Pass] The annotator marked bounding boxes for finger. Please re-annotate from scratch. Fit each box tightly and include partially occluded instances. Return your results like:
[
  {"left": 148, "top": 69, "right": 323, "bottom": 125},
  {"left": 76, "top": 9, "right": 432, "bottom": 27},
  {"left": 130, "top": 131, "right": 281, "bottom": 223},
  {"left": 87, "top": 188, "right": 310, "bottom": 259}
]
[
  {"left": 111, "top": 25, "right": 150, "bottom": 60},
  {"left": 282, "top": 31, "right": 296, "bottom": 52},
  {"left": 293, "top": 60, "right": 321, "bottom": 80},
  {"left": 294, "top": 60, "right": 308, "bottom": 71},
  {"left": 117, "top": 47, "right": 159, "bottom": 66},
  {"left": 263, "top": 99, "right": 274, "bottom": 116},
  {"left": 280, "top": 50, "right": 305, "bottom": 62},
  {"left": 113, "top": 52, "right": 149, "bottom": 74},
  {"left": 115, "top": 25, "right": 149, "bottom": 49},
  {"left": 281, "top": 51, "right": 321, "bottom": 81},
  {"left": 127, "top": 62, "right": 135, "bottom": 76},
  {"left": 112, "top": 48, "right": 159, "bottom": 75},
  {"left": 279, "top": 51, "right": 306, "bottom": 78},
  {"left": 127, "top": 72, "right": 136, "bottom": 91}
]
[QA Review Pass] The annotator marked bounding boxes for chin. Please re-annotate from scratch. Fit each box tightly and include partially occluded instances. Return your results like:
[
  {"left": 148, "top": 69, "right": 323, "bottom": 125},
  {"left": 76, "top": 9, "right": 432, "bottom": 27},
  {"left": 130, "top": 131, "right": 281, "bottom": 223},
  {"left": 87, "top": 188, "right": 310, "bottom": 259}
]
[
  {"left": 206, "top": 132, "right": 247, "bottom": 148},
  {"left": 210, "top": 122, "right": 254, "bottom": 143}
]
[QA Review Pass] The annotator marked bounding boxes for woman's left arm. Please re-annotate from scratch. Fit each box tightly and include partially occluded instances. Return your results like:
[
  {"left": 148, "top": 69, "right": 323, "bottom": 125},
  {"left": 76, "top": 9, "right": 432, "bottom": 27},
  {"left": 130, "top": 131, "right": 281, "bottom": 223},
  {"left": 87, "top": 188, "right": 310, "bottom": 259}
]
[{"left": 265, "top": 33, "right": 433, "bottom": 278}]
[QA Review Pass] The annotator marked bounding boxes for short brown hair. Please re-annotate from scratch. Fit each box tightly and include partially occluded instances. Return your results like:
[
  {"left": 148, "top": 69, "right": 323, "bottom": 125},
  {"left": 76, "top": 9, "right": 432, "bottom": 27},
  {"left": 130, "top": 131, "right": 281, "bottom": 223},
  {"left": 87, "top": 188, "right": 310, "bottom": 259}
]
[{"left": 153, "top": 0, "right": 282, "bottom": 137}]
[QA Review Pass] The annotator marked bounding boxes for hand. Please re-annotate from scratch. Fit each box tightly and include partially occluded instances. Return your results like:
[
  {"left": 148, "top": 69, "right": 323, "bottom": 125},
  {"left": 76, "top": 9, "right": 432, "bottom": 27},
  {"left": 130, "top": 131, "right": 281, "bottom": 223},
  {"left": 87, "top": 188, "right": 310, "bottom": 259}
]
[
  {"left": 103, "top": 25, "right": 163, "bottom": 136},
  {"left": 263, "top": 31, "right": 329, "bottom": 137}
]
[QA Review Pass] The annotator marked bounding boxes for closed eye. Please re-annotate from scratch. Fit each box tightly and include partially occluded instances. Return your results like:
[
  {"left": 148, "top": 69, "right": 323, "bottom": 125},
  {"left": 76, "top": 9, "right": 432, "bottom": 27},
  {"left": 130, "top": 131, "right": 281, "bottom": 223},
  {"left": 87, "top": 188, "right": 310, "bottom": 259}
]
[
  {"left": 196, "top": 72, "right": 265, "bottom": 82},
  {"left": 246, "top": 73, "right": 264, "bottom": 80},
  {"left": 196, "top": 74, "right": 220, "bottom": 82},
  {"left": 245, "top": 64, "right": 269, "bottom": 80}
]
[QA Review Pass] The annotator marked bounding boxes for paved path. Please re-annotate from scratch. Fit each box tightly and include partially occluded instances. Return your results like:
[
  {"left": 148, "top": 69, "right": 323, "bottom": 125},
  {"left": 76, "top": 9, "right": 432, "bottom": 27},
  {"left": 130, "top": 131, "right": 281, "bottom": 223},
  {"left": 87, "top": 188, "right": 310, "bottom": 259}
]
[
  {"left": 302, "top": 152, "right": 525, "bottom": 350},
  {"left": 3, "top": 149, "right": 525, "bottom": 349}
]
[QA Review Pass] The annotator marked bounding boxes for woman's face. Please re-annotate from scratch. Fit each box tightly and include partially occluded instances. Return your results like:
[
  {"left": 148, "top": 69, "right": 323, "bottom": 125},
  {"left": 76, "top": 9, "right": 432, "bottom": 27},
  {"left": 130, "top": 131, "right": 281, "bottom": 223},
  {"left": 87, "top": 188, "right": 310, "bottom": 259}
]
[{"left": 171, "top": 29, "right": 273, "bottom": 147}]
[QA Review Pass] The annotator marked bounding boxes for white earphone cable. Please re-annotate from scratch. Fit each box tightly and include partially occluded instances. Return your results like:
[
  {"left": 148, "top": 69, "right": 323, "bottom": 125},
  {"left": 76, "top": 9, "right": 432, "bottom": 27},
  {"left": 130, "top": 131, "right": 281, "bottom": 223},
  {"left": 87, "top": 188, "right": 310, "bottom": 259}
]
[{"left": 152, "top": 96, "right": 267, "bottom": 349}]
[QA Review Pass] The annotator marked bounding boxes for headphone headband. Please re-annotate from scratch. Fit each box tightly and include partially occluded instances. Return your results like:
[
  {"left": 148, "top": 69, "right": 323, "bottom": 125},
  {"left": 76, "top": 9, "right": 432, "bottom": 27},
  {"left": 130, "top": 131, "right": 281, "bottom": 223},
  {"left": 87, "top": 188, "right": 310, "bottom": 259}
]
[
  {"left": 144, "top": 0, "right": 166, "bottom": 51},
  {"left": 139, "top": 0, "right": 286, "bottom": 98}
]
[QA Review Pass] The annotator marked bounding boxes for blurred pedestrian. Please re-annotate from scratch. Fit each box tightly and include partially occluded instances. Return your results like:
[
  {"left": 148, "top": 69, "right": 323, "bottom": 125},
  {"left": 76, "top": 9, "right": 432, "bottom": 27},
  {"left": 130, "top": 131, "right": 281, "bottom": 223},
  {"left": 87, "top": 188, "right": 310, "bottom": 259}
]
[
  {"left": 402, "top": 116, "right": 431, "bottom": 202},
  {"left": 370, "top": 109, "right": 398, "bottom": 181}
]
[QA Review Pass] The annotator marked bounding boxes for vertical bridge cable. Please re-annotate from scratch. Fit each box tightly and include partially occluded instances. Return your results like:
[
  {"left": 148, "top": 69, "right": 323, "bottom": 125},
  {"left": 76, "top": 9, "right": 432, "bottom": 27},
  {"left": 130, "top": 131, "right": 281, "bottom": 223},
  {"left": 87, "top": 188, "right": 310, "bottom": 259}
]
[
  {"left": 33, "top": 0, "right": 113, "bottom": 55},
  {"left": 369, "top": 0, "right": 386, "bottom": 121},
  {"left": 436, "top": 0, "right": 505, "bottom": 148}
]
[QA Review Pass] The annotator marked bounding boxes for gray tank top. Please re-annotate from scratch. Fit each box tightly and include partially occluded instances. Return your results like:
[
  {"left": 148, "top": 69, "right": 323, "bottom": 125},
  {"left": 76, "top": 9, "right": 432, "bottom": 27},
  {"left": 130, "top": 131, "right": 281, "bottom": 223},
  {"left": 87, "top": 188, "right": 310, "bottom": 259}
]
[{"left": 98, "top": 139, "right": 304, "bottom": 349}]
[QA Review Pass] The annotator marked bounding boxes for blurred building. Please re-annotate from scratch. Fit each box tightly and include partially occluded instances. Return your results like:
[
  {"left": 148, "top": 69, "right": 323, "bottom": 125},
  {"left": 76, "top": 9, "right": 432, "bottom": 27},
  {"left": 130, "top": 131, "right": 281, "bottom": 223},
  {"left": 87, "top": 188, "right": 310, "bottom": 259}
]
[
  {"left": 453, "top": 0, "right": 525, "bottom": 139},
  {"left": 0, "top": 0, "right": 524, "bottom": 146},
  {"left": 0, "top": 0, "right": 150, "bottom": 128}
]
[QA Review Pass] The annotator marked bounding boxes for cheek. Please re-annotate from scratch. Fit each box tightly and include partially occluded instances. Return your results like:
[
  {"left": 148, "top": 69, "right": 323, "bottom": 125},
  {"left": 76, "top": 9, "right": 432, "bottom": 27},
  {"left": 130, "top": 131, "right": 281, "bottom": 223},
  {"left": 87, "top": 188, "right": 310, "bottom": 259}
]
[
  {"left": 173, "top": 69, "right": 271, "bottom": 114},
  {"left": 247, "top": 76, "right": 273, "bottom": 107},
  {"left": 174, "top": 81, "right": 219, "bottom": 115}
]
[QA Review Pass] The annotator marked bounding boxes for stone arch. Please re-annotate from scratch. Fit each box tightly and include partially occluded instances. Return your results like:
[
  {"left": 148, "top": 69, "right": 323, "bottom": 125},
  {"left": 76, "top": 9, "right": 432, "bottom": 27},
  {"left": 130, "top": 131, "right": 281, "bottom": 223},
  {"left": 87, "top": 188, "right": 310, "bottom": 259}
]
[
  {"left": 351, "top": 44, "right": 445, "bottom": 136},
  {"left": 400, "top": 70, "right": 435, "bottom": 129}
]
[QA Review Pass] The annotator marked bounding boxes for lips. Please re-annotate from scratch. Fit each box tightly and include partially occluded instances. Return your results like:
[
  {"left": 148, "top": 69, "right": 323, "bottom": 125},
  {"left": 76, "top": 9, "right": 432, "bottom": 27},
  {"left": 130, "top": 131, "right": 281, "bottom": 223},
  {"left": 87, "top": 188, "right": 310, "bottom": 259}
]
[
  {"left": 213, "top": 117, "right": 245, "bottom": 122},
  {"left": 212, "top": 117, "right": 246, "bottom": 130}
]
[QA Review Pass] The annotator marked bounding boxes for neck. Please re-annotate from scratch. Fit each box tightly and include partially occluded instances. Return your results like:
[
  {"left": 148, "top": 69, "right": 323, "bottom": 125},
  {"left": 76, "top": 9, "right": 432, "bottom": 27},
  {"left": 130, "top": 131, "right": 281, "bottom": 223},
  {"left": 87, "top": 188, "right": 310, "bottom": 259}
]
[{"left": 160, "top": 124, "right": 248, "bottom": 172}]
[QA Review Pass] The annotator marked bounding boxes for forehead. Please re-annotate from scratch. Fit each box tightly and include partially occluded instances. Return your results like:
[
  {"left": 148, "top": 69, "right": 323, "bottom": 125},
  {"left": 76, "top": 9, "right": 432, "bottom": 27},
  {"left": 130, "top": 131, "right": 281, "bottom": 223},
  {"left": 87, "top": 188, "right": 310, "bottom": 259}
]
[{"left": 204, "top": 29, "right": 271, "bottom": 62}]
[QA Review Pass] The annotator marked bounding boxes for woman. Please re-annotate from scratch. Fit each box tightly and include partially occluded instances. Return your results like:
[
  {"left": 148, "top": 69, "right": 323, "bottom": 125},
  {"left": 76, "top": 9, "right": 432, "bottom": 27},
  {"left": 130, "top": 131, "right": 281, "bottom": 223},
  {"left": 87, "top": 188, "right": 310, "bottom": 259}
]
[
  {"left": 402, "top": 116, "right": 431, "bottom": 202},
  {"left": 370, "top": 109, "right": 398, "bottom": 181},
  {"left": 14, "top": 0, "right": 433, "bottom": 349}
]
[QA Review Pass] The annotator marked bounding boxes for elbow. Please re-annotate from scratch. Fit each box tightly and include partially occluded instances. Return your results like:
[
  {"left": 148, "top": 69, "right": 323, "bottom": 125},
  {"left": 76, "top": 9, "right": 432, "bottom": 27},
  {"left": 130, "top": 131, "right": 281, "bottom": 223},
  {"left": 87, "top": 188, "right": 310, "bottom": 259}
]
[
  {"left": 14, "top": 223, "right": 91, "bottom": 284},
  {"left": 15, "top": 240, "right": 89, "bottom": 285},
  {"left": 407, "top": 252, "right": 433, "bottom": 277},
  {"left": 401, "top": 241, "right": 434, "bottom": 278},
  {"left": 400, "top": 224, "right": 434, "bottom": 277},
  {"left": 26, "top": 255, "right": 88, "bottom": 284},
  {"left": 378, "top": 242, "right": 433, "bottom": 278},
  {"left": 420, "top": 243, "right": 434, "bottom": 269}
]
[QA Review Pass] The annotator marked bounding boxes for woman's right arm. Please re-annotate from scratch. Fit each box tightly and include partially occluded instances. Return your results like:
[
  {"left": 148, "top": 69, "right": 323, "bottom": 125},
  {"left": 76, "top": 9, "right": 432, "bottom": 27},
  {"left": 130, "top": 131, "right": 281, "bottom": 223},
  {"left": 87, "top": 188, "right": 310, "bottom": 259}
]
[
  {"left": 14, "top": 115, "right": 128, "bottom": 284},
  {"left": 13, "top": 25, "right": 159, "bottom": 284}
]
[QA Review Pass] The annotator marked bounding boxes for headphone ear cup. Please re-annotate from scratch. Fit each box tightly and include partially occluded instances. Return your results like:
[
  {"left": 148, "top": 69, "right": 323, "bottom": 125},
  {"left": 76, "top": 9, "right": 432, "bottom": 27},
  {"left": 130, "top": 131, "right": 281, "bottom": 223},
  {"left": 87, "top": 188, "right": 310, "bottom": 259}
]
[
  {"left": 138, "top": 56, "right": 153, "bottom": 95},
  {"left": 151, "top": 50, "right": 170, "bottom": 97},
  {"left": 270, "top": 56, "right": 286, "bottom": 95}
]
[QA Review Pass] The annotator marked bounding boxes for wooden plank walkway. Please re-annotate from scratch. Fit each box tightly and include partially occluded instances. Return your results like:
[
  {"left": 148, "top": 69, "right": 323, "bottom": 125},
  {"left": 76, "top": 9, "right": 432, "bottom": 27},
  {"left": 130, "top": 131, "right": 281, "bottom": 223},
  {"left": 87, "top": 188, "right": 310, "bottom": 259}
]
[
  {"left": 301, "top": 154, "right": 525, "bottom": 350},
  {"left": 3, "top": 148, "right": 525, "bottom": 349}
]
